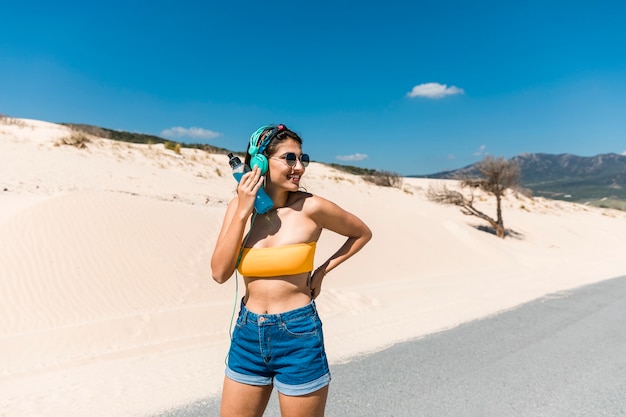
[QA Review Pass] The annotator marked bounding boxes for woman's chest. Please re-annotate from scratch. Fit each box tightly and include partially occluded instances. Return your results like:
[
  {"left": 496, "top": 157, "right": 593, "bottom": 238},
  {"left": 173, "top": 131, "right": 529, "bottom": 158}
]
[{"left": 249, "top": 208, "right": 320, "bottom": 247}]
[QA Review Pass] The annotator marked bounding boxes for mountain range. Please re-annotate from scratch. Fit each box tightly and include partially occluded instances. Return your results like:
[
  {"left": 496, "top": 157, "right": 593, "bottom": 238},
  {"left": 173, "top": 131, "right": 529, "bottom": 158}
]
[{"left": 416, "top": 153, "right": 626, "bottom": 208}]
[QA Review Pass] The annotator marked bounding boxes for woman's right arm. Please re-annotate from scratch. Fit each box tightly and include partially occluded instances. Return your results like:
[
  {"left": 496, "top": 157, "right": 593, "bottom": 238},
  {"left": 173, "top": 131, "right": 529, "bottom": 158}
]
[{"left": 210, "top": 167, "right": 264, "bottom": 283}]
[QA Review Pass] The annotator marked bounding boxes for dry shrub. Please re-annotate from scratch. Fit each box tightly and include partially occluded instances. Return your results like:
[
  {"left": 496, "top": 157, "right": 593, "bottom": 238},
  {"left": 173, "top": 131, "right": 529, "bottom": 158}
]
[
  {"left": 164, "top": 141, "right": 181, "bottom": 154},
  {"left": 56, "top": 132, "right": 91, "bottom": 149},
  {"left": 363, "top": 170, "right": 403, "bottom": 188},
  {"left": 0, "top": 114, "right": 26, "bottom": 128}
]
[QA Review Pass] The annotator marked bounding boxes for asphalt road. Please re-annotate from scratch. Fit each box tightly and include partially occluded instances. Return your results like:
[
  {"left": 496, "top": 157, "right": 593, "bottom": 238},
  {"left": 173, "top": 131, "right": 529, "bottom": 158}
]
[{"left": 153, "top": 275, "right": 626, "bottom": 417}]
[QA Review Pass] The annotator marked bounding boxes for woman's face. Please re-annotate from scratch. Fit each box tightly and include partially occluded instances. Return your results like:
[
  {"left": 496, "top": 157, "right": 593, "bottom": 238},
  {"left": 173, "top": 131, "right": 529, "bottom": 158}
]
[{"left": 266, "top": 137, "right": 305, "bottom": 191}]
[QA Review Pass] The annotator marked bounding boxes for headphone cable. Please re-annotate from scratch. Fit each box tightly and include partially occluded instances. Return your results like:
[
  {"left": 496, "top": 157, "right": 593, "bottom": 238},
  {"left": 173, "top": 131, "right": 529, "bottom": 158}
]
[{"left": 226, "top": 211, "right": 258, "bottom": 358}]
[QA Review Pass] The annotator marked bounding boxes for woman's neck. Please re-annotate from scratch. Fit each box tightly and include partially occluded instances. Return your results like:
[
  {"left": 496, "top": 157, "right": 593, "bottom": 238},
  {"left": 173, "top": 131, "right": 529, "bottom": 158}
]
[{"left": 265, "top": 187, "right": 290, "bottom": 209}]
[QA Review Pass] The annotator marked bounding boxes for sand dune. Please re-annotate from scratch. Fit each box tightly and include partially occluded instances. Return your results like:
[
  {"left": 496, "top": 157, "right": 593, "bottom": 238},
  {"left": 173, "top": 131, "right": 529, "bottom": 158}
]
[{"left": 1, "top": 117, "right": 625, "bottom": 416}]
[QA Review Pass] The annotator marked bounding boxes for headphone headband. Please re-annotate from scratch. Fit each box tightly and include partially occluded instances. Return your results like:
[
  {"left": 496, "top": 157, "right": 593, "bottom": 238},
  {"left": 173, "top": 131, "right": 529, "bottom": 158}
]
[{"left": 248, "top": 124, "right": 285, "bottom": 157}]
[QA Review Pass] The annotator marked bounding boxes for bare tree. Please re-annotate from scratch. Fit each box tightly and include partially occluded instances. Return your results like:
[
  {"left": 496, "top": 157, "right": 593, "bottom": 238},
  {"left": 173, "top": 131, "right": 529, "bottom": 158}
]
[{"left": 427, "top": 156, "right": 521, "bottom": 238}]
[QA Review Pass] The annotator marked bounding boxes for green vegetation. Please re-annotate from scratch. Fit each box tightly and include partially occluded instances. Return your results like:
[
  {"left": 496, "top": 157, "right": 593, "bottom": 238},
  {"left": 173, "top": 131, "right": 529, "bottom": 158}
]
[
  {"left": 526, "top": 181, "right": 626, "bottom": 203},
  {"left": 62, "top": 123, "right": 232, "bottom": 155},
  {"left": 327, "top": 163, "right": 377, "bottom": 176},
  {"left": 581, "top": 198, "right": 626, "bottom": 211}
]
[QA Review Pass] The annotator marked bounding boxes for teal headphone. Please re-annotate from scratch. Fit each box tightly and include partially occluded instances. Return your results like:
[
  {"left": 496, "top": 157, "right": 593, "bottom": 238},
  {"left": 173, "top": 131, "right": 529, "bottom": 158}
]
[{"left": 248, "top": 124, "right": 285, "bottom": 175}]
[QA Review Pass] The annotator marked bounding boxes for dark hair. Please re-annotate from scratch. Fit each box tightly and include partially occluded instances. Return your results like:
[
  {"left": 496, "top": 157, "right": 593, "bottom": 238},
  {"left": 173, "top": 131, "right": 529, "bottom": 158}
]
[{"left": 244, "top": 125, "right": 303, "bottom": 167}]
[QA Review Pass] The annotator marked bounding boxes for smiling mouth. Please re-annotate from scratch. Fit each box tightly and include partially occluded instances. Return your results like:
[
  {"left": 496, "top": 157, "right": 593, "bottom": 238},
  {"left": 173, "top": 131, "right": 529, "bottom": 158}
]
[{"left": 288, "top": 175, "right": 300, "bottom": 182}]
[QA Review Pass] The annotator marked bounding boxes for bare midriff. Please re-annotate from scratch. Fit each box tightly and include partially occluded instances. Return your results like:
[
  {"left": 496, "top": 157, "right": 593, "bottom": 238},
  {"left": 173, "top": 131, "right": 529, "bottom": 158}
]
[{"left": 243, "top": 272, "right": 311, "bottom": 314}]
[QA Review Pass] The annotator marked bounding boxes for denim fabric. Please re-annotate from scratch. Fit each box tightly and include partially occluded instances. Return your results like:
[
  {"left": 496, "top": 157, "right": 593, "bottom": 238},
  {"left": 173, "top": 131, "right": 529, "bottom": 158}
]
[{"left": 225, "top": 300, "right": 331, "bottom": 396}]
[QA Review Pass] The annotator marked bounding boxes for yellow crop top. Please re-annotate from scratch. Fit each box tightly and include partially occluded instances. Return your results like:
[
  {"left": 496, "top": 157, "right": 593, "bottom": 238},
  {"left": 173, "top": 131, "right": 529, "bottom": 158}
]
[{"left": 237, "top": 242, "right": 316, "bottom": 277}]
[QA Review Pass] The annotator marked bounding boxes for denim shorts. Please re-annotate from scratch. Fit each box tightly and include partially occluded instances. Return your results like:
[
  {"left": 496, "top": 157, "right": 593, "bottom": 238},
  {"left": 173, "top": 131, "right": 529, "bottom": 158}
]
[{"left": 225, "top": 300, "right": 331, "bottom": 396}]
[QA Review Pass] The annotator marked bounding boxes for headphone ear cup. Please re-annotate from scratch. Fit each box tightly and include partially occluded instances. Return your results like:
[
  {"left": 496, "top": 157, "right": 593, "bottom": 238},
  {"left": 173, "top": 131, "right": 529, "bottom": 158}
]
[{"left": 250, "top": 154, "right": 268, "bottom": 175}]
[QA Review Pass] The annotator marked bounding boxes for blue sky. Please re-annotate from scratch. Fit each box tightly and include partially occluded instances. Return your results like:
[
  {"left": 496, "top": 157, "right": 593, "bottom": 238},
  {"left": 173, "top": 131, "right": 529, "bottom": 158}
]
[{"left": 1, "top": 0, "right": 625, "bottom": 175}]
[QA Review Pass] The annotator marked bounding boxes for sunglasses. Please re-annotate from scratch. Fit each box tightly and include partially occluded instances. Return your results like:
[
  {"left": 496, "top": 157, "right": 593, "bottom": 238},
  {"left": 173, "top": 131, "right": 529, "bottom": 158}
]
[{"left": 272, "top": 152, "right": 310, "bottom": 167}]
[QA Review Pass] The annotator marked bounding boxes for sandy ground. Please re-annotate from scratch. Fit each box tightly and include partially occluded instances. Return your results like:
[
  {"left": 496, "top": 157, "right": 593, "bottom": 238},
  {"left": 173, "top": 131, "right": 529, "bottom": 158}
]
[{"left": 1, "top": 117, "right": 625, "bottom": 417}]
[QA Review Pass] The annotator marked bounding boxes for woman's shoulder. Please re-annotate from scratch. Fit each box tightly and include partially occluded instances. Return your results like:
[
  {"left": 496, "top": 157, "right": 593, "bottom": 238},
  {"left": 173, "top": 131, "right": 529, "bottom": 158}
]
[
  {"left": 281, "top": 191, "right": 320, "bottom": 213},
  {"left": 289, "top": 191, "right": 339, "bottom": 215},
  {"left": 288, "top": 191, "right": 327, "bottom": 206},
  {"left": 290, "top": 190, "right": 314, "bottom": 201}
]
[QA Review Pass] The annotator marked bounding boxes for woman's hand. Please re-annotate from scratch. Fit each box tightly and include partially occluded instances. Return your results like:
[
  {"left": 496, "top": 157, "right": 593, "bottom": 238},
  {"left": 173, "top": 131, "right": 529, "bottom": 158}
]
[
  {"left": 309, "top": 267, "right": 327, "bottom": 299},
  {"left": 236, "top": 166, "right": 264, "bottom": 217}
]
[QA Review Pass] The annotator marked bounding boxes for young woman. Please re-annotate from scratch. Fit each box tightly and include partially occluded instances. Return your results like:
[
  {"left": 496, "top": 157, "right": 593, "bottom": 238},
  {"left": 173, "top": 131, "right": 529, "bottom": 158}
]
[{"left": 211, "top": 124, "right": 372, "bottom": 417}]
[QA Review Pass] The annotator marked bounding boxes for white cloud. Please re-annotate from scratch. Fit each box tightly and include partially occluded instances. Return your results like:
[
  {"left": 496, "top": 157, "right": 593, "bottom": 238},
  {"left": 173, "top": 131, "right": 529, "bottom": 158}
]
[
  {"left": 406, "top": 82, "right": 464, "bottom": 99},
  {"left": 622, "top": 150, "right": 626, "bottom": 156},
  {"left": 160, "top": 126, "right": 222, "bottom": 140},
  {"left": 336, "top": 153, "right": 369, "bottom": 162},
  {"left": 473, "top": 144, "right": 487, "bottom": 156}
]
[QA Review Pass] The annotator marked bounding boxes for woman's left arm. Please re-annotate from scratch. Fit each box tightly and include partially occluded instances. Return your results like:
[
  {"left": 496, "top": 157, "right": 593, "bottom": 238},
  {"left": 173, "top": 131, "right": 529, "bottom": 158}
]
[{"left": 309, "top": 196, "right": 372, "bottom": 298}]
